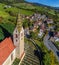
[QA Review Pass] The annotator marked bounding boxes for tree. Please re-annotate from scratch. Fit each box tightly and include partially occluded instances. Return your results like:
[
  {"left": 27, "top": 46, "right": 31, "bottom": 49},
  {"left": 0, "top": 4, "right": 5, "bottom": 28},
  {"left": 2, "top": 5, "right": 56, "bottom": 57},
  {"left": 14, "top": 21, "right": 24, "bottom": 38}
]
[
  {"left": 28, "top": 21, "right": 33, "bottom": 27},
  {"left": 30, "top": 31, "right": 37, "bottom": 38},
  {"left": 50, "top": 51, "right": 59, "bottom": 65},
  {"left": 0, "top": 28, "right": 4, "bottom": 41},
  {"left": 43, "top": 51, "right": 51, "bottom": 65},
  {"left": 23, "top": 19, "right": 29, "bottom": 28}
]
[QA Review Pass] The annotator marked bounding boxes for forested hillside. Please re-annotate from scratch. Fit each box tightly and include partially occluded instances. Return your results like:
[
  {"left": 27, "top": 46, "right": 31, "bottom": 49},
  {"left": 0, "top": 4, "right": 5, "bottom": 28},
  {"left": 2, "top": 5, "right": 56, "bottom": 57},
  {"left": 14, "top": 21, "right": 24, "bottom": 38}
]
[{"left": 0, "top": 0, "right": 24, "bottom": 3}]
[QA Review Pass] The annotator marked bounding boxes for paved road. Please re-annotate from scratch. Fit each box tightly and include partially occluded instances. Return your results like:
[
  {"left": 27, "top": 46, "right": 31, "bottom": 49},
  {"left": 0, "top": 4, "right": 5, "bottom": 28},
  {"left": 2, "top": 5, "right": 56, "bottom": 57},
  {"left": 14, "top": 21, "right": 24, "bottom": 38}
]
[
  {"left": 44, "top": 35, "right": 51, "bottom": 50},
  {"left": 44, "top": 35, "right": 59, "bottom": 61}
]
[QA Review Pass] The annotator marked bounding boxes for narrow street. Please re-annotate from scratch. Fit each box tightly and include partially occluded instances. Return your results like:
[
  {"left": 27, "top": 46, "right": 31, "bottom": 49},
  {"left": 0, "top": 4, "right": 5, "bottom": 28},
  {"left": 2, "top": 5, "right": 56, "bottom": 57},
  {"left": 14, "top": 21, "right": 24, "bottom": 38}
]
[{"left": 44, "top": 35, "right": 59, "bottom": 61}]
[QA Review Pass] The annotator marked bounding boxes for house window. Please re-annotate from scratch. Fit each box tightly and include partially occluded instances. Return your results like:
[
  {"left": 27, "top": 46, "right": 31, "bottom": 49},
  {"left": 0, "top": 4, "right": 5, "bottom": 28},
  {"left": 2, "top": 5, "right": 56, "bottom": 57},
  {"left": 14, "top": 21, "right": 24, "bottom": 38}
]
[{"left": 11, "top": 53, "right": 13, "bottom": 61}]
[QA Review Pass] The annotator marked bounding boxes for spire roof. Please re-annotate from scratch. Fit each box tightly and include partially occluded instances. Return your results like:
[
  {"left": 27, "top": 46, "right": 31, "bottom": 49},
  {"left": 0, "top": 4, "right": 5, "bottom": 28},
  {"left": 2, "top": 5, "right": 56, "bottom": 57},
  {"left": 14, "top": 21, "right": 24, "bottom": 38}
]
[{"left": 17, "top": 14, "right": 22, "bottom": 32}]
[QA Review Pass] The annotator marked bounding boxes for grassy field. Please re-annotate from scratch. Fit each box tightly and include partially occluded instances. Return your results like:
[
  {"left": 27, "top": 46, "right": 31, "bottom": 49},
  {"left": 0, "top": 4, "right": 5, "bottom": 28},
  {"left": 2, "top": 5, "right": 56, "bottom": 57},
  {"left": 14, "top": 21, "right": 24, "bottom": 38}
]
[
  {"left": 0, "top": 2, "right": 34, "bottom": 41},
  {"left": 0, "top": 11, "right": 9, "bottom": 18},
  {"left": 19, "top": 9, "right": 34, "bottom": 15},
  {"left": 0, "top": 2, "right": 57, "bottom": 18},
  {"left": 0, "top": 3, "right": 9, "bottom": 18}
]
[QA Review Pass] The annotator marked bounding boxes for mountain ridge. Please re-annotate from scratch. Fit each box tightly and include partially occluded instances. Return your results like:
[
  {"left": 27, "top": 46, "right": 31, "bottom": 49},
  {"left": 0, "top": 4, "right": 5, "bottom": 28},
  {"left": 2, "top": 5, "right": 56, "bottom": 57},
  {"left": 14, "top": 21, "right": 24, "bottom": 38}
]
[{"left": 25, "top": 1, "right": 59, "bottom": 10}]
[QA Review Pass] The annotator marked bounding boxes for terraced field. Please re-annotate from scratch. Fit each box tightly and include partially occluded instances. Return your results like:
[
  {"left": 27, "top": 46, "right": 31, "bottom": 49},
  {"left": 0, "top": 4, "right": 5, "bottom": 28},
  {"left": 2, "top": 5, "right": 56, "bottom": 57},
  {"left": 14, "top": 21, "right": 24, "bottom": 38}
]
[{"left": 21, "top": 40, "right": 40, "bottom": 65}]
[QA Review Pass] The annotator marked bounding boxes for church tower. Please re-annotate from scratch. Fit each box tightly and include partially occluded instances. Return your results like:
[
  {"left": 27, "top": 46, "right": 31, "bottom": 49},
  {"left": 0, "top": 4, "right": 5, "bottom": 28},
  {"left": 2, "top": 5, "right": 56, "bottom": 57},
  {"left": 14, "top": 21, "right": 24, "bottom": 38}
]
[{"left": 13, "top": 14, "right": 25, "bottom": 59}]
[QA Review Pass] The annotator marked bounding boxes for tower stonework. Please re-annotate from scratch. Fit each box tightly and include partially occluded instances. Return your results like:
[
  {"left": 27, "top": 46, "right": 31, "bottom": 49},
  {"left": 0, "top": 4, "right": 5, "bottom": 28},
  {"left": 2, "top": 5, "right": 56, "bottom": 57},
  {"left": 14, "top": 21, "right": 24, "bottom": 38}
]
[{"left": 13, "top": 14, "right": 25, "bottom": 59}]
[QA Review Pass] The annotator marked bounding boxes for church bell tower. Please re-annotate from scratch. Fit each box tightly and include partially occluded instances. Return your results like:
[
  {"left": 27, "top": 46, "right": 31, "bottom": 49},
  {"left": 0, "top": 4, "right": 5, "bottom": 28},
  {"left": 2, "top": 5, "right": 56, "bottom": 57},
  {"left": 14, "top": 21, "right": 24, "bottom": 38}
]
[{"left": 13, "top": 14, "right": 25, "bottom": 59}]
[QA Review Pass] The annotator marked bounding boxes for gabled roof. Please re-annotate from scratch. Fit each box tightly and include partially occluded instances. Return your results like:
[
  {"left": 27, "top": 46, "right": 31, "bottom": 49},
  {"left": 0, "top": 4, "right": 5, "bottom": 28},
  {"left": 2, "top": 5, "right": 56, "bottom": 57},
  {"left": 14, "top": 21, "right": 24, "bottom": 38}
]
[
  {"left": 0, "top": 37, "right": 15, "bottom": 65},
  {"left": 55, "top": 32, "right": 59, "bottom": 38}
]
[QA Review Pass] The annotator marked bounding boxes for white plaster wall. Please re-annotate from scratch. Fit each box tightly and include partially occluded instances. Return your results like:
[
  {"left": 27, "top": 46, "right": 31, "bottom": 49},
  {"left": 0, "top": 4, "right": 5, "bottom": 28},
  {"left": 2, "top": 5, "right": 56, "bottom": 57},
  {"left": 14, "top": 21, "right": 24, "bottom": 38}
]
[{"left": 3, "top": 49, "right": 16, "bottom": 65}]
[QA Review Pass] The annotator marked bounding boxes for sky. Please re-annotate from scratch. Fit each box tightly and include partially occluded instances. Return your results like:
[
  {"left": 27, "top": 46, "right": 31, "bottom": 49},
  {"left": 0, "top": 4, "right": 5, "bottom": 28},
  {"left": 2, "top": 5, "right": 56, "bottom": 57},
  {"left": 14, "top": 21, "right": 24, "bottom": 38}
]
[{"left": 25, "top": 0, "right": 59, "bottom": 7}]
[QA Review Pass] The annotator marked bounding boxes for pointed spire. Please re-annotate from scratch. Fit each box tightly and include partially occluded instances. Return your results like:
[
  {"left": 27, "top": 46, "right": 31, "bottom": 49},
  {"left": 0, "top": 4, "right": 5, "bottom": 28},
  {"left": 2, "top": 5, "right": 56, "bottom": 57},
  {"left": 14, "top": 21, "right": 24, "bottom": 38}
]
[{"left": 17, "top": 14, "right": 22, "bottom": 32}]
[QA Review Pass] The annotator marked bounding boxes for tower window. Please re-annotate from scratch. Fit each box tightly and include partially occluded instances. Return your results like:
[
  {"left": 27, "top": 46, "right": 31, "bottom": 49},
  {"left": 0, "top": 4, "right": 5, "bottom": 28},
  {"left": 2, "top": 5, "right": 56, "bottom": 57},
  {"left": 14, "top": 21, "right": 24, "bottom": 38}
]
[
  {"left": 16, "top": 39, "right": 17, "bottom": 42},
  {"left": 15, "top": 34, "right": 18, "bottom": 38},
  {"left": 21, "top": 33, "right": 23, "bottom": 37},
  {"left": 16, "top": 30, "right": 17, "bottom": 33}
]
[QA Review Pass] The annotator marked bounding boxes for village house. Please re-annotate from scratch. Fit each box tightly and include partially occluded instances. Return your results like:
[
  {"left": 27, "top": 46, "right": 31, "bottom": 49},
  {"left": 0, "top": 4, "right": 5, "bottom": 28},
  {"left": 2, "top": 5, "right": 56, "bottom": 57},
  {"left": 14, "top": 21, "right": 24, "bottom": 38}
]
[
  {"left": 24, "top": 28, "right": 30, "bottom": 36},
  {"left": 26, "top": 16, "right": 30, "bottom": 19},
  {"left": 32, "top": 26, "right": 37, "bottom": 32},
  {"left": 32, "top": 21, "right": 39, "bottom": 32},
  {"left": 54, "top": 32, "right": 59, "bottom": 42},
  {"left": 4, "top": 5, "right": 11, "bottom": 9},
  {"left": 41, "top": 23, "right": 46, "bottom": 31},
  {"left": 38, "top": 23, "right": 46, "bottom": 38},
  {"left": 38, "top": 29, "right": 44, "bottom": 38},
  {"left": 0, "top": 14, "right": 25, "bottom": 65},
  {"left": 49, "top": 26, "right": 55, "bottom": 31},
  {"left": 50, "top": 37, "right": 55, "bottom": 42},
  {"left": 47, "top": 18, "right": 53, "bottom": 24},
  {"left": 30, "top": 13, "right": 41, "bottom": 22},
  {"left": 43, "top": 17, "right": 47, "bottom": 21},
  {"left": 38, "top": 19, "right": 42, "bottom": 26},
  {"left": 41, "top": 14, "right": 46, "bottom": 20}
]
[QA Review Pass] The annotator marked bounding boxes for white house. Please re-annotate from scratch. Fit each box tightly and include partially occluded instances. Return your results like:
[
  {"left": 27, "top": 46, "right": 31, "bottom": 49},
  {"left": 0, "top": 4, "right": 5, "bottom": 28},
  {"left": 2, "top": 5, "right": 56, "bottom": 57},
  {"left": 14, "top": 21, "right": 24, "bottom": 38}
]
[
  {"left": 47, "top": 19, "right": 53, "bottom": 24},
  {"left": 38, "top": 29, "right": 44, "bottom": 37},
  {"left": 54, "top": 32, "right": 59, "bottom": 42},
  {"left": 54, "top": 37, "right": 59, "bottom": 42}
]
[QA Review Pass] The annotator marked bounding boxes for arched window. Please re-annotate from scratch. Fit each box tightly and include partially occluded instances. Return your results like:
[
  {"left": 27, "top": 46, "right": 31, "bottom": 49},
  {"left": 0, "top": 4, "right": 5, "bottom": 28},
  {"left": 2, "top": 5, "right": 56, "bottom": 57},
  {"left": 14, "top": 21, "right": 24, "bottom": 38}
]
[{"left": 11, "top": 53, "right": 13, "bottom": 61}]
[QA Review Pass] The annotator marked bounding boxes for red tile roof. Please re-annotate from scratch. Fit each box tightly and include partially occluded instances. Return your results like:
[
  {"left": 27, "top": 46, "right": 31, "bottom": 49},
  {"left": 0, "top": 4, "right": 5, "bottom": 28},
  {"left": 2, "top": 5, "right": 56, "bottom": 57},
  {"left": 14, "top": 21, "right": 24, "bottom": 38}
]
[
  {"left": 55, "top": 32, "right": 59, "bottom": 37},
  {"left": 0, "top": 37, "right": 15, "bottom": 65}
]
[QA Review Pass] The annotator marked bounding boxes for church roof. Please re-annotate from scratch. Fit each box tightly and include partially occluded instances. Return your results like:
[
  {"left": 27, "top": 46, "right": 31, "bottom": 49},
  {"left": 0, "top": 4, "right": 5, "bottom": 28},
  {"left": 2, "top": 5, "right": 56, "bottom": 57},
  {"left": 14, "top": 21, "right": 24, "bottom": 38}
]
[
  {"left": 17, "top": 14, "right": 22, "bottom": 32},
  {"left": 0, "top": 37, "right": 15, "bottom": 65}
]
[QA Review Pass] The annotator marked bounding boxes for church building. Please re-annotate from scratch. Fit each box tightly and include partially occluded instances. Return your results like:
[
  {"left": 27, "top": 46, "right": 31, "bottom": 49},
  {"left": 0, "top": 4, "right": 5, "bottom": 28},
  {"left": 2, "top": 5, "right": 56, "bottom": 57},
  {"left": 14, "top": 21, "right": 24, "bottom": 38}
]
[{"left": 0, "top": 14, "right": 25, "bottom": 65}]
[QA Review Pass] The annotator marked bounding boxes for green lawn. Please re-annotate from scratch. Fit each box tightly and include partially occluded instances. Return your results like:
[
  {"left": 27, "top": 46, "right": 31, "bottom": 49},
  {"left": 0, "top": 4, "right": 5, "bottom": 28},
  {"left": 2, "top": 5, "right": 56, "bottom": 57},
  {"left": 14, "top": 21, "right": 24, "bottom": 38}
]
[
  {"left": 48, "top": 9, "right": 55, "bottom": 15},
  {"left": 0, "top": 22, "right": 15, "bottom": 34},
  {"left": 0, "top": 2, "right": 34, "bottom": 41},
  {"left": 0, "top": 22, "right": 15, "bottom": 40},
  {"left": 0, "top": 3, "right": 10, "bottom": 18},
  {"left": 0, "top": 3, "right": 5, "bottom": 11},
  {"left": 19, "top": 9, "right": 34, "bottom": 15},
  {"left": 12, "top": 58, "right": 20, "bottom": 65},
  {"left": 0, "top": 2, "right": 58, "bottom": 41},
  {"left": 0, "top": 11, "right": 9, "bottom": 18},
  {"left": 13, "top": 3, "right": 36, "bottom": 9}
]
